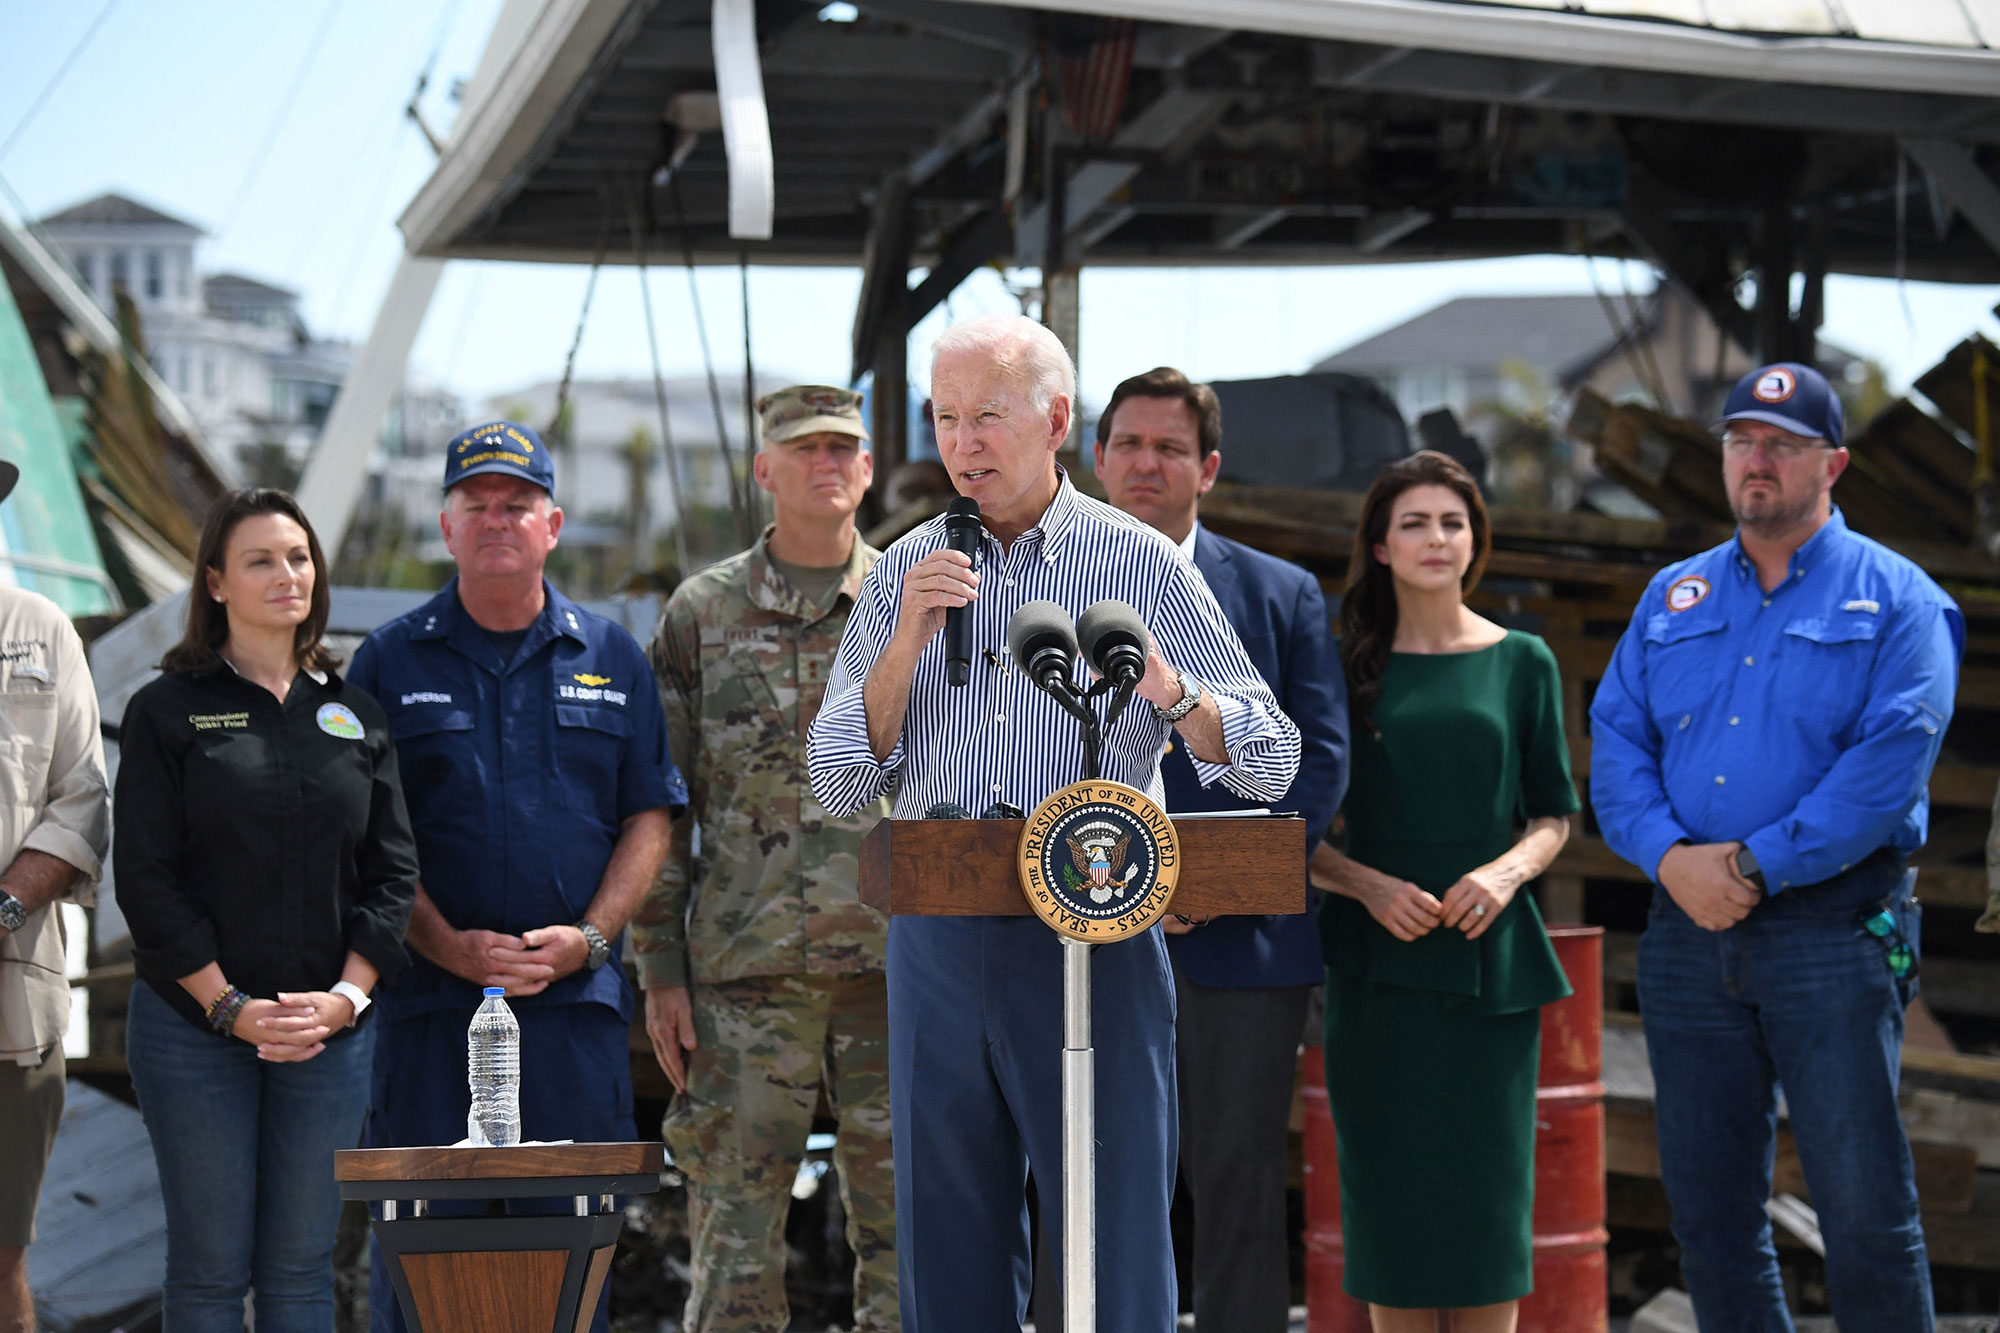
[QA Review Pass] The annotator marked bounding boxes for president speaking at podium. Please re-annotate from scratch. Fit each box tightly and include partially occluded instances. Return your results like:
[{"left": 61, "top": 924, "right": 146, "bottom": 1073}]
[{"left": 806, "top": 313, "right": 1301, "bottom": 1333}]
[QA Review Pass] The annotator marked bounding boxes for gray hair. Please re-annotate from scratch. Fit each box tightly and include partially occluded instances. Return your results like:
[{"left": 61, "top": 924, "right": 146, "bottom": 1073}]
[{"left": 930, "top": 313, "right": 1077, "bottom": 415}]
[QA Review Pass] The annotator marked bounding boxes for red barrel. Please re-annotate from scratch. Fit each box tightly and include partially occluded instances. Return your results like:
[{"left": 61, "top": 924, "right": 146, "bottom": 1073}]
[
  {"left": 1301, "top": 926, "right": 1608, "bottom": 1332},
  {"left": 1522, "top": 925, "right": 1610, "bottom": 1333}
]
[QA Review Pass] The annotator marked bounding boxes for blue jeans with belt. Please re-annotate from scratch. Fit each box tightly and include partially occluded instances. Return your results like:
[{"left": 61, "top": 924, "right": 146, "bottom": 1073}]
[
  {"left": 126, "top": 979, "right": 375, "bottom": 1333},
  {"left": 1637, "top": 857, "right": 1931, "bottom": 1333}
]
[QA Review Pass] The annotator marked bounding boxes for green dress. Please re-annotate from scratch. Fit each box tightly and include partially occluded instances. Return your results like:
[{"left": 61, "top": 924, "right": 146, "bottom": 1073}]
[{"left": 1318, "top": 631, "right": 1580, "bottom": 1309}]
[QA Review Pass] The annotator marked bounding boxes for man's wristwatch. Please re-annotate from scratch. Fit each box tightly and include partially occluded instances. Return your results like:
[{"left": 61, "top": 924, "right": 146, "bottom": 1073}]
[
  {"left": 576, "top": 920, "right": 612, "bottom": 970},
  {"left": 0, "top": 892, "right": 27, "bottom": 934},
  {"left": 1153, "top": 668, "right": 1202, "bottom": 724},
  {"left": 330, "top": 980, "right": 372, "bottom": 1027}
]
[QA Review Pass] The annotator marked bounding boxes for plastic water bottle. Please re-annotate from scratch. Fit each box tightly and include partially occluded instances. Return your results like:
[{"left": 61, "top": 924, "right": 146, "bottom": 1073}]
[{"left": 467, "top": 987, "right": 520, "bottom": 1147}]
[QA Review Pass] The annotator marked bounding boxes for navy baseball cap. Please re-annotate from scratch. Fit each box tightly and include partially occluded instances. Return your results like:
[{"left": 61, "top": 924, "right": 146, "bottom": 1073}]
[
  {"left": 1713, "top": 362, "right": 1845, "bottom": 449},
  {"left": 442, "top": 420, "right": 555, "bottom": 496}
]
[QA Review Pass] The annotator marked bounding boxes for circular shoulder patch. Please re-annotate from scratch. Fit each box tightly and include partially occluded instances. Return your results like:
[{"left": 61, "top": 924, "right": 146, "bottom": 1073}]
[
  {"left": 1018, "top": 780, "right": 1181, "bottom": 942},
  {"left": 1751, "top": 367, "right": 1797, "bottom": 403},
  {"left": 1665, "top": 575, "right": 1711, "bottom": 613},
  {"left": 316, "top": 702, "right": 365, "bottom": 740}
]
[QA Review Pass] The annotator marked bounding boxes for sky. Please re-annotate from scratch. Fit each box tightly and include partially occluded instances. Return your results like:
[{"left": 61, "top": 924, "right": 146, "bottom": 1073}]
[{"left": 4, "top": 0, "right": 1998, "bottom": 416}]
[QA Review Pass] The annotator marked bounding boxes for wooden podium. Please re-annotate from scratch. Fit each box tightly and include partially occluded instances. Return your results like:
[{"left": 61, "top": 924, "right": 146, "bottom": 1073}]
[
  {"left": 334, "top": 1142, "right": 664, "bottom": 1333},
  {"left": 858, "top": 813, "right": 1309, "bottom": 917},
  {"left": 858, "top": 809, "right": 1307, "bottom": 1330}
]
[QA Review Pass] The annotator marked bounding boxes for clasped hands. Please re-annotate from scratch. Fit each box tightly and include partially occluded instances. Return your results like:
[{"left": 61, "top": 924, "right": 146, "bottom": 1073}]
[
  {"left": 1348, "top": 865, "right": 1514, "bottom": 943},
  {"left": 232, "top": 990, "right": 354, "bottom": 1063},
  {"left": 1657, "top": 840, "right": 1761, "bottom": 931},
  {"left": 440, "top": 924, "right": 594, "bottom": 996}
]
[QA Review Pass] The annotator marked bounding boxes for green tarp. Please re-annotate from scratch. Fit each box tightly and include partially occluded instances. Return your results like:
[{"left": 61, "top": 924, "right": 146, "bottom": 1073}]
[{"left": 0, "top": 273, "right": 115, "bottom": 616}]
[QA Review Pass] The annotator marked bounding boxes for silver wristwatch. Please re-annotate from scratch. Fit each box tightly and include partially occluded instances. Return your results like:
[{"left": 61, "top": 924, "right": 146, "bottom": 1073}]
[
  {"left": 0, "top": 892, "right": 25, "bottom": 933},
  {"left": 576, "top": 919, "right": 612, "bottom": 970},
  {"left": 1153, "top": 668, "right": 1202, "bottom": 724}
]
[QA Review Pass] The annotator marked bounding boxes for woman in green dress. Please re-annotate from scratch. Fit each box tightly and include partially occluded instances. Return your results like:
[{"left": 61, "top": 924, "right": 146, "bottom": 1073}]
[{"left": 1310, "top": 450, "right": 1579, "bottom": 1332}]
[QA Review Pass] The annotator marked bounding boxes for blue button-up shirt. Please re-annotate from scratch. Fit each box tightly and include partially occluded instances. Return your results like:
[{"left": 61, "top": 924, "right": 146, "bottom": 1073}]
[
  {"left": 806, "top": 474, "right": 1301, "bottom": 820},
  {"left": 349, "top": 579, "right": 688, "bottom": 1021},
  {"left": 1590, "top": 509, "right": 1961, "bottom": 894}
]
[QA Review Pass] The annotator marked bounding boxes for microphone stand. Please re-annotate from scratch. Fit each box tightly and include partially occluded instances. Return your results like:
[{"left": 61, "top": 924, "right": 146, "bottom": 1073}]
[{"left": 1028, "top": 666, "right": 1141, "bottom": 1333}]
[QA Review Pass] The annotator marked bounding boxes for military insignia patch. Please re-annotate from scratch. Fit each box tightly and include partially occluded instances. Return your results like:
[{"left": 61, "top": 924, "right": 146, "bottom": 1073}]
[{"left": 1017, "top": 780, "right": 1180, "bottom": 942}]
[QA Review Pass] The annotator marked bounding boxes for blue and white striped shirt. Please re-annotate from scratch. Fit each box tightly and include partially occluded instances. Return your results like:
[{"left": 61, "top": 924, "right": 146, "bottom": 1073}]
[{"left": 807, "top": 472, "right": 1302, "bottom": 820}]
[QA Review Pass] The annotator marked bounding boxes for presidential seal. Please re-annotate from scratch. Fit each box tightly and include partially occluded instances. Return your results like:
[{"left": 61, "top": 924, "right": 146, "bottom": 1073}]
[{"left": 1017, "top": 780, "right": 1180, "bottom": 942}]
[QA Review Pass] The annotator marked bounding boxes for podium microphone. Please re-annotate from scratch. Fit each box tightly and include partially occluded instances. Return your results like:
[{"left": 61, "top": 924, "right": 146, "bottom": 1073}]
[
  {"left": 1077, "top": 599, "right": 1148, "bottom": 687},
  {"left": 1007, "top": 600, "right": 1079, "bottom": 695},
  {"left": 943, "top": 498, "right": 982, "bottom": 686}
]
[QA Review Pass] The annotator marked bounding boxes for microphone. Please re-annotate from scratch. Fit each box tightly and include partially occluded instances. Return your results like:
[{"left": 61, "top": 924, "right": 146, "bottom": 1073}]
[
  {"left": 1007, "top": 600, "right": 1079, "bottom": 695},
  {"left": 943, "top": 498, "right": 981, "bottom": 687},
  {"left": 1077, "top": 599, "right": 1148, "bottom": 688}
]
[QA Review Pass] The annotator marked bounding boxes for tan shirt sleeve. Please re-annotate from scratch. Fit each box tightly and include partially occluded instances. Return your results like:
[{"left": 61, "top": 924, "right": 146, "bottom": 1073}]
[
  {"left": 19, "top": 610, "right": 110, "bottom": 889},
  {"left": 0, "top": 592, "right": 110, "bottom": 1062}
]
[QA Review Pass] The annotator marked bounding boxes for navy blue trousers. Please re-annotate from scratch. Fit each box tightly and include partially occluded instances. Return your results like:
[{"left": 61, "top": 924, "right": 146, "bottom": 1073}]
[
  {"left": 363, "top": 1002, "right": 635, "bottom": 1333},
  {"left": 888, "top": 915, "right": 1178, "bottom": 1333}
]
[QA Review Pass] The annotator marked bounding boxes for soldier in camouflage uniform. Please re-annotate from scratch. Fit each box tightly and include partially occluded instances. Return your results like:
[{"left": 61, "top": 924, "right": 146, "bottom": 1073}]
[{"left": 634, "top": 385, "right": 896, "bottom": 1333}]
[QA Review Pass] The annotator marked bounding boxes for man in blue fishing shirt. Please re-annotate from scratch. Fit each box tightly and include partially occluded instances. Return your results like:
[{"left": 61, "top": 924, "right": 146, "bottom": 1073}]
[{"left": 1591, "top": 362, "right": 1961, "bottom": 1332}]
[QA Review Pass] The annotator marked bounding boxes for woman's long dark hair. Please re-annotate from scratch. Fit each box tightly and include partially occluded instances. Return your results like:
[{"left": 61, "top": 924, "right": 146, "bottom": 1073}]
[
  {"left": 1340, "top": 451, "right": 1491, "bottom": 732},
  {"left": 161, "top": 489, "right": 337, "bottom": 675}
]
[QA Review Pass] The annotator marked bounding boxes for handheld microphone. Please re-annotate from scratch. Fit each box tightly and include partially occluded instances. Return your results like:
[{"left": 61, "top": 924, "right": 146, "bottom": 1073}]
[
  {"left": 1077, "top": 599, "right": 1149, "bottom": 688},
  {"left": 1007, "top": 600, "right": 1080, "bottom": 695},
  {"left": 943, "top": 498, "right": 981, "bottom": 687}
]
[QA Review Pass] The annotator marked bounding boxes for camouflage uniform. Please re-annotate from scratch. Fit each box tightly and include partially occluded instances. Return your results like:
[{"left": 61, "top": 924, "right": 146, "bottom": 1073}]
[{"left": 635, "top": 521, "right": 895, "bottom": 1333}]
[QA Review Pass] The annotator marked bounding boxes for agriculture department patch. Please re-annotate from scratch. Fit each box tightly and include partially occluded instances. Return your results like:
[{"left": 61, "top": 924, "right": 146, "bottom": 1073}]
[{"left": 1017, "top": 780, "right": 1181, "bottom": 942}]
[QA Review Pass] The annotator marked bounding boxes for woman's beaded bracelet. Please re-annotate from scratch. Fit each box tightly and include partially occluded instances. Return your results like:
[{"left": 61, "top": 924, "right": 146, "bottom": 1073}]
[{"left": 206, "top": 984, "right": 250, "bottom": 1036}]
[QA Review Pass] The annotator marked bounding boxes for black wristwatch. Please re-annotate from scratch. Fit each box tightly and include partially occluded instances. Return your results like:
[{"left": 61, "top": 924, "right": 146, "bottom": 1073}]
[
  {"left": 0, "top": 892, "right": 26, "bottom": 934},
  {"left": 575, "top": 919, "right": 612, "bottom": 970},
  {"left": 1734, "top": 846, "right": 1768, "bottom": 893}
]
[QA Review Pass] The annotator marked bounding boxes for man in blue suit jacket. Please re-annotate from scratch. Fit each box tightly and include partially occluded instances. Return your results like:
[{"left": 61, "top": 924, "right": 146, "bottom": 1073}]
[{"left": 1096, "top": 368, "right": 1349, "bottom": 1333}]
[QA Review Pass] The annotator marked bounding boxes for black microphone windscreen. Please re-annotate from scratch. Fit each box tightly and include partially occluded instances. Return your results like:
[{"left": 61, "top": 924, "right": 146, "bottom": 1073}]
[
  {"left": 944, "top": 497, "right": 980, "bottom": 529},
  {"left": 1007, "top": 599, "right": 1077, "bottom": 666},
  {"left": 1076, "top": 599, "right": 1148, "bottom": 672}
]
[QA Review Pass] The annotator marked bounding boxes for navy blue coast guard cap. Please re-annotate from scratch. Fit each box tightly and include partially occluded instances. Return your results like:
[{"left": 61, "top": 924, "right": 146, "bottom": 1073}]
[
  {"left": 1712, "top": 362, "right": 1845, "bottom": 449},
  {"left": 443, "top": 420, "right": 555, "bottom": 497}
]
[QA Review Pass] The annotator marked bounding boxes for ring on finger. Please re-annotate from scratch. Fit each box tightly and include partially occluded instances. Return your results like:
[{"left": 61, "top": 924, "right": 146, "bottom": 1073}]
[{"left": 1472, "top": 903, "right": 1488, "bottom": 917}]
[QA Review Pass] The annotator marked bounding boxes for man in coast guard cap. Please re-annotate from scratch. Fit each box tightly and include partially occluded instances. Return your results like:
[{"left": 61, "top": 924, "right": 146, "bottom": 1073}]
[
  {"left": 1590, "top": 364, "right": 1962, "bottom": 1330},
  {"left": 349, "top": 421, "right": 688, "bottom": 1333}
]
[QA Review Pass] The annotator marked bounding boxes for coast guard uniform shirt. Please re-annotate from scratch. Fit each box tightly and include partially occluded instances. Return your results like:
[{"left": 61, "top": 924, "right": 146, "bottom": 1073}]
[
  {"left": 1590, "top": 509, "right": 1962, "bottom": 893},
  {"left": 349, "top": 578, "right": 687, "bottom": 1024}
]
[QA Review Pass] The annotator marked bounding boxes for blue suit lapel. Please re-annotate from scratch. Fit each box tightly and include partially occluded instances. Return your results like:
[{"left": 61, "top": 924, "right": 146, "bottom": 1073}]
[{"left": 1193, "top": 528, "right": 1240, "bottom": 618}]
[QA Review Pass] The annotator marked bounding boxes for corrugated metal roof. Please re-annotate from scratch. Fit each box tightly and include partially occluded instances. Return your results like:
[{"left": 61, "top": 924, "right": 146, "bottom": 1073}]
[{"left": 1480, "top": 0, "right": 1993, "bottom": 46}]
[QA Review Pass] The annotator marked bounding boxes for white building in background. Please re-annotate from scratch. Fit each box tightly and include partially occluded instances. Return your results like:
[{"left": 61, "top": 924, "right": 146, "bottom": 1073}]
[{"left": 35, "top": 192, "right": 458, "bottom": 480}]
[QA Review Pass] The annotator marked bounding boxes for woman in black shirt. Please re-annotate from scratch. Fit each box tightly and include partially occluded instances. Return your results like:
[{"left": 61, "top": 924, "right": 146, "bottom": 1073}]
[{"left": 116, "top": 489, "right": 418, "bottom": 1330}]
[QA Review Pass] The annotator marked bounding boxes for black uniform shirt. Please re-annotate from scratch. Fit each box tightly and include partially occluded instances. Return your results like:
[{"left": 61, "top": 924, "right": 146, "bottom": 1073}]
[{"left": 114, "top": 663, "right": 421, "bottom": 1036}]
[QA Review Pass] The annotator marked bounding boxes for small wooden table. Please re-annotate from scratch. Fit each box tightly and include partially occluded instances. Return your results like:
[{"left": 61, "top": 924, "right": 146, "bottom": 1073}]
[{"left": 334, "top": 1142, "right": 664, "bottom": 1333}]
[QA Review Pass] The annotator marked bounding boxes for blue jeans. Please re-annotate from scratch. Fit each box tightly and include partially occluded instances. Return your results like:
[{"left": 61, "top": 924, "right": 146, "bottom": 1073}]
[
  {"left": 1637, "top": 861, "right": 1931, "bottom": 1333},
  {"left": 126, "top": 980, "right": 375, "bottom": 1333}
]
